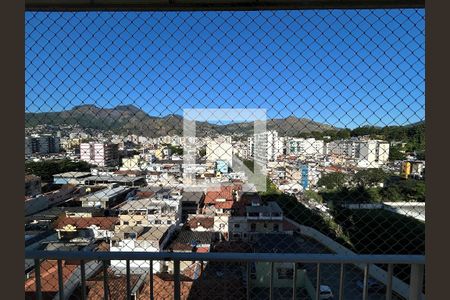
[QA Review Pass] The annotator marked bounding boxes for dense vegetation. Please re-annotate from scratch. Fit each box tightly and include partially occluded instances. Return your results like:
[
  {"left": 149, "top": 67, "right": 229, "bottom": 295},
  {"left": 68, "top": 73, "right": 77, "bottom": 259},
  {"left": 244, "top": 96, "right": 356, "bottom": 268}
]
[
  {"left": 25, "top": 159, "right": 92, "bottom": 182},
  {"left": 332, "top": 208, "right": 425, "bottom": 255}
]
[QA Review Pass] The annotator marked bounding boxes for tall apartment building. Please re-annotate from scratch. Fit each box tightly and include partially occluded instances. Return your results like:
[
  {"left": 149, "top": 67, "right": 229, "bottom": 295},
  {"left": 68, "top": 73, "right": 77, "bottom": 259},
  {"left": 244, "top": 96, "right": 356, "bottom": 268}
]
[
  {"left": 326, "top": 138, "right": 390, "bottom": 167},
  {"left": 247, "top": 137, "right": 254, "bottom": 159},
  {"left": 298, "top": 162, "right": 320, "bottom": 190},
  {"left": 286, "top": 138, "right": 325, "bottom": 157},
  {"left": 25, "top": 135, "right": 60, "bottom": 156},
  {"left": 80, "top": 142, "right": 119, "bottom": 167},
  {"left": 253, "top": 131, "right": 284, "bottom": 165},
  {"left": 354, "top": 140, "right": 390, "bottom": 167}
]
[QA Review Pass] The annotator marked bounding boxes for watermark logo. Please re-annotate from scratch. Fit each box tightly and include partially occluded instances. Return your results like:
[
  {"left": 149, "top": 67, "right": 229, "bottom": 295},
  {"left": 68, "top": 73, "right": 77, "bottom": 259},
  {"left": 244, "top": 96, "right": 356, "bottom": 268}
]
[{"left": 183, "top": 108, "right": 267, "bottom": 192}]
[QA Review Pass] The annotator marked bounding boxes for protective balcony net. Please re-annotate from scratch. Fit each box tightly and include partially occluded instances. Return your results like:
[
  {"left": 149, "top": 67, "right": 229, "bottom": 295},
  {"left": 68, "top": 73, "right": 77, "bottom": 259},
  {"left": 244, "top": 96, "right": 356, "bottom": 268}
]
[{"left": 25, "top": 8, "right": 424, "bottom": 300}]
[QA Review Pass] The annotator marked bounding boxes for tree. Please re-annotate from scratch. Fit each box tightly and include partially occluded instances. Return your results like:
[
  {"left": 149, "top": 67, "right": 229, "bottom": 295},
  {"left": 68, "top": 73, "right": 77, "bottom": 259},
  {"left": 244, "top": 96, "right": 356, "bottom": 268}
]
[
  {"left": 25, "top": 159, "right": 92, "bottom": 182},
  {"left": 317, "top": 172, "right": 347, "bottom": 190},
  {"left": 389, "top": 145, "right": 406, "bottom": 161},
  {"left": 304, "top": 190, "right": 323, "bottom": 203},
  {"left": 353, "top": 168, "right": 389, "bottom": 188}
]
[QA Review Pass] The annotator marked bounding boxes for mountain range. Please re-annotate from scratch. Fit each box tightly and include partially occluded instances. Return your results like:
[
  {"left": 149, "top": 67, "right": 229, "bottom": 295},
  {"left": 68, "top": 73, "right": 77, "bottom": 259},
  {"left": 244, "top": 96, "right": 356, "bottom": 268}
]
[{"left": 25, "top": 104, "right": 337, "bottom": 137}]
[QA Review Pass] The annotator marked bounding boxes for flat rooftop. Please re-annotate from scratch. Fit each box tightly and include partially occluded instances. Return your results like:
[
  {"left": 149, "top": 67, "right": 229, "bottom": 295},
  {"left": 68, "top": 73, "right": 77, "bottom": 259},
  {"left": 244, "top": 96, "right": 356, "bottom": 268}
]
[
  {"left": 246, "top": 201, "right": 283, "bottom": 214},
  {"left": 25, "top": 207, "right": 105, "bottom": 222},
  {"left": 53, "top": 172, "right": 91, "bottom": 178},
  {"left": 119, "top": 198, "right": 179, "bottom": 211},
  {"left": 181, "top": 192, "right": 204, "bottom": 203},
  {"left": 83, "top": 175, "right": 145, "bottom": 183},
  {"left": 83, "top": 186, "right": 131, "bottom": 200}
]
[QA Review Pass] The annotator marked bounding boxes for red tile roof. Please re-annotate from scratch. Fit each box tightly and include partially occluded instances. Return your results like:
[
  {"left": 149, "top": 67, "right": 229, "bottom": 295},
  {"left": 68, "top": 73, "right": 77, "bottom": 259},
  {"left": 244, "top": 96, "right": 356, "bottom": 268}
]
[
  {"left": 52, "top": 216, "right": 118, "bottom": 231},
  {"left": 87, "top": 272, "right": 144, "bottom": 300},
  {"left": 25, "top": 260, "right": 78, "bottom": 293},
  {"left": 204, "top": 186, "right": 234, "bottom": 204},
  {"left": 187, "top": 216, "right": 214, "bottom": 229},
  {"left": 139, "top": 274, "right": 193, "bottom": 300},
  {"left": 214, "top": 201, "right": 234, "bottom": 210}
]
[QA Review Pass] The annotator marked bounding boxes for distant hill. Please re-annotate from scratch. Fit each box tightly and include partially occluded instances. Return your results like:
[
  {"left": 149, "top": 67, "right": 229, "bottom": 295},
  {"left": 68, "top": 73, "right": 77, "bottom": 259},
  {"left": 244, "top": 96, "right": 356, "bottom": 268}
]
[{"left": 25, "top": 105, "right": 337, "bottom": 137}]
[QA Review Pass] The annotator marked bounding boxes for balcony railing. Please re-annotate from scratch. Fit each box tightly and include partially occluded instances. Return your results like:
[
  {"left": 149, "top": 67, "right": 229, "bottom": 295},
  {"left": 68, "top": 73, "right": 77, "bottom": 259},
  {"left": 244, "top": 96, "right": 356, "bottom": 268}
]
[{"left": 25, "top": 250, "right": 424, "bottom": 300}]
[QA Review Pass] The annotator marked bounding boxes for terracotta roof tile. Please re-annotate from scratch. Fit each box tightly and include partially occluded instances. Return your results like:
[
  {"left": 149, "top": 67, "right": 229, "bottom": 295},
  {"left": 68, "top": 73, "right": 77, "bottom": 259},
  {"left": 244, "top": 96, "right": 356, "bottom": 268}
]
[
  {"left": 53, "top": 216, "right": 118, "bottom": 231},
  {"left": 25, "top": 260, "right": 78, "bottom": 293},
  {"left": 187, "top": 216, "right": 214, "bottom": 229}
]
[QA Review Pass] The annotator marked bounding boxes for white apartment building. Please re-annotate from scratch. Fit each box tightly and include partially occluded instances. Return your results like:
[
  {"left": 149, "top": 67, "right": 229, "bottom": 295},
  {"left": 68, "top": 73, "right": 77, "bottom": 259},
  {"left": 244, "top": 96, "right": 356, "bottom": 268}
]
[
  {"left": 247, "top": 137, "right": 254, "bottom": 159},
  {"left": 354, "top": 139, "right": 390, "bottom": 167},
  {"left": 326, "top": 138, "right": 390, "bottom": 167},
  {"left": 80, "top": 142, "right": 119, "bottom": 167},
  {"left": 253, "top": 131, "right": 284, "bottom": 165},
  {"left": 286, "top": 138, "right": 325, "bottom": 157}
]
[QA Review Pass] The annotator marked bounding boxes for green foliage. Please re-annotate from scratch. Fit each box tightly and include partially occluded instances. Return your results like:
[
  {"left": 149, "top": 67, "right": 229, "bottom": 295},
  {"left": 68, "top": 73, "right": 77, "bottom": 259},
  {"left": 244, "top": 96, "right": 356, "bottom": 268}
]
[
  {"left": 296, "top": 129, "right": 351, "bottom": 141},
  {"left": 262, "top": 193, "right": 352, "bottom": 248},
  {"left": 332, "top": 208, "right": 425, "bottom": 255},
  {"left": 381, "top": 177, "right": 425, "bottom": 202},
  {"left": 353, "top": 168, "right": 389, "bottom": 187},
  {"left": 162, "top": 144, "right": 184, "bottom": 156},
  {"left": 388, "top": 145, "right": 406, "bottom": 161},
  {"left": 303, "top": 190, "right": 323, "bottom": 203},
  {"left": 25, "top": 159, "right": 92, "bottom": 182},
  {"left": 317, "top": 172, "right": 347, "bottom": 190}
]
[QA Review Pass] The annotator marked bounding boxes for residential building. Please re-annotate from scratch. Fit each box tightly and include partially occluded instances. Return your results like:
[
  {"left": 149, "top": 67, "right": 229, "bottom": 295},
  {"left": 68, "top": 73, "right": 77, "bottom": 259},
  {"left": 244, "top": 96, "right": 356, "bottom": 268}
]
[
  {"left": 53, "top": 171, "right": 91, "bottom": 185},
  {"left": 206, "top": 140, "right": 233, "bottom": 168},
  {"left": 80, "top": 142, "right": 119, "bottom": 167},
  {"left": 228, "top": 202, "right": 285, "bottom": 241},
  {"left": 180, "top": 192, "right": 204, "bottom": 222},
  {"left": 286, "top": 138, "right": 325, "bottom": 158},
  {"left": 298, "top": 162, "right": 320, "bottom": 190},
  {"left": 25, "top": 134, "right": 60, "bottom": 156},
  {"left": 253, "top": 131, "right": 284, "bottom": 166},
  {"left": 215, "top": 160, "right": 229, "bottom": 174},
  {"left": 117, "top": 197, "right": 180, "bottom": 228},
  {"left": 80, "top": 186, "right": 132, "bottom": 208},
  {"left": 110, "top": 225, "right": 173, "bottom": 273}
]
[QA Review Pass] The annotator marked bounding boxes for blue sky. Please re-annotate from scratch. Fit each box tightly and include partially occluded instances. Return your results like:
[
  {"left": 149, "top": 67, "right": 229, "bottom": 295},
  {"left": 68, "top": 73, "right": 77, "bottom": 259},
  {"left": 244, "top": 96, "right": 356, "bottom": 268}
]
[{"left": 25, "top": 9, "right": 424, "bottom": 129}]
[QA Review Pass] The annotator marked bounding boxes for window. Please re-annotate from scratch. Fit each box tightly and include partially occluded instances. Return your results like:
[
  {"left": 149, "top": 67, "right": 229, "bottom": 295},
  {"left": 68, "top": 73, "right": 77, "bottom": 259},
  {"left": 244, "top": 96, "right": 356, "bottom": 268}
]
[
  {"left": 250, "top": 223, "right": 256, "bottom": 232},
  {"left": 167, "top": 220, "right": 172, "bottom": 224},
  {"left": 263, "top": 223, "right": 267, "bottom": 228},
  {"left": 123, "top": 221, "right": 129, "bottom": 225},
  {"left": 234, "top": 224, "right": 240, "bottom": 228},
  {"left": 136, "top": 221, "right": 142, "bottom": 225},
  {"left": 154, "top": 220, "right": 161, "bottom": 224}
]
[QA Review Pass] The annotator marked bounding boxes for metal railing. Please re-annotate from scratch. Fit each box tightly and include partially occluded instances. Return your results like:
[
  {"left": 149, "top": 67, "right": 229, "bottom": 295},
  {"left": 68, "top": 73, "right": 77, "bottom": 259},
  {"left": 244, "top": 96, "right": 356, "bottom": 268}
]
[{"left": 26, "top": 250, "right": 425, "bottom": 300}]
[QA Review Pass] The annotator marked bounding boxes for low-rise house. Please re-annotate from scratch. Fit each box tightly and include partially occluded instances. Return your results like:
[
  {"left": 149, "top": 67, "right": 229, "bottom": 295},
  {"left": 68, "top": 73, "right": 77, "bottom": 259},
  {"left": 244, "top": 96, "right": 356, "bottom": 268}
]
[
  {"left": 228, "top": 202, "right": 286, "bottom": 241},
  {"left": 180, "top": 192, "right": 204, "bottom": 222},
  {"left": 110, "top": 225, "right": 173, "bottom": 273},
  {"left": 82, "top": 174, "right": 146, "bottom": 187},
  {"left": 53, "top": 171, "right": 91, "bottom": 185},
  {"left": 80, "top": 186, "right": 132, "bottom": 208},
  {"left": 202, "top": 185, "right": 239, "bottom": 216},
  {"left": 52, "top": 216, "right": 118, "bottom": 240},
  {"left": 186, "top": 215, "right": 214, "bottom": 232},
  {"left": 117, "top": 197, "right": 180, "bottom": 228}
]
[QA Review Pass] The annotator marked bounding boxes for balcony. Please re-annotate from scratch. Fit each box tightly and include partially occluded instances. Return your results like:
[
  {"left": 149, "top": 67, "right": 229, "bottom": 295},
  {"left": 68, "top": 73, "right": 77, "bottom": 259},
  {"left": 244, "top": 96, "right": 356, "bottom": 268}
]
[{"left": 25, "top": 250, "right": 424, "bottom": 300}]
